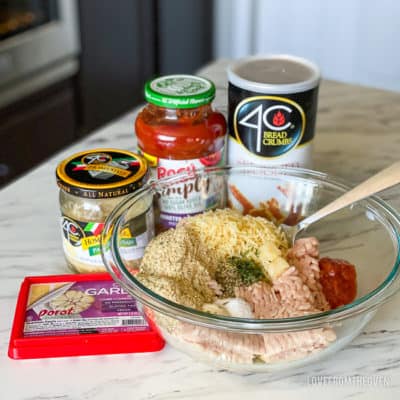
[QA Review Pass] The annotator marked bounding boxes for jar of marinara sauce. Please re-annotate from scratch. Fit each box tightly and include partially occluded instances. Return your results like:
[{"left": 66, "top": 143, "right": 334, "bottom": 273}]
[{"left": 135, "top": 74, "right": 227, "bottom": 228}]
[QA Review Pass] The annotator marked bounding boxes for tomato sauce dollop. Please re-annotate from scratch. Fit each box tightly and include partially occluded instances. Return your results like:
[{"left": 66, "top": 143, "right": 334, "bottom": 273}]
[{"left": 319, "top": 257, "right": 357, "bottom": 309}]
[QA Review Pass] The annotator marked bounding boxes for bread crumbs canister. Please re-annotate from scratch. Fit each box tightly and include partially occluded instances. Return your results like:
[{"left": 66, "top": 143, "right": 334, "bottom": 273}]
[
  {"left": 56, "top": 148, "right": 153, "bottom": 273},
  {"left": 227, "top": 54, "right": 321, "bottom": 168}
]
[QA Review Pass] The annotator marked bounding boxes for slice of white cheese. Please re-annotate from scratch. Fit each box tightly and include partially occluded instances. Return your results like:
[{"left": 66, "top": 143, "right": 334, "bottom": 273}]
[
  {"left": 258, "top": 241, "right": 290, "bottom": 280},
  {"left": 267, "top": 256, "right": 290, "bottom": 280},
  {"left": 258, "top": 241, "right": 281, "bottom": 262}
]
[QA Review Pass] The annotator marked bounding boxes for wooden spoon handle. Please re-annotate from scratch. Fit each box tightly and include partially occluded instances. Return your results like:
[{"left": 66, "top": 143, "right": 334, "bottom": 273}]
[{"left": 300, "top": 161, "right": 400, "bottom": 229}]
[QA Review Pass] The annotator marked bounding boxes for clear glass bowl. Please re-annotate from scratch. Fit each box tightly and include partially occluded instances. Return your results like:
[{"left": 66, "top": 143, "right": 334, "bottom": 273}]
[{"left": 101, "top": 166, "right": 400, "bottom": 372}]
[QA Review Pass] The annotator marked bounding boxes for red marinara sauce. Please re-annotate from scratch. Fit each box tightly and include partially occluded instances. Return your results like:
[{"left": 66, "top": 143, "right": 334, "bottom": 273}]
[
  {"left": 135, "top": 75, "right": 226, "bottom": 167},
  {"left": 135, "top": 75, "right": 227, "bottom": 229},
  {"left": 319, "top": 257, "right": 357, "bottom": 309}
]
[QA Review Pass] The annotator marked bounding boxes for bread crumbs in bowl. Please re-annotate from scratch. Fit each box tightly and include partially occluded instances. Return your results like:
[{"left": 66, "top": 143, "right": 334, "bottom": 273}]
[{"left": 101, "top": 166, "right": 400, "bottom": 372}]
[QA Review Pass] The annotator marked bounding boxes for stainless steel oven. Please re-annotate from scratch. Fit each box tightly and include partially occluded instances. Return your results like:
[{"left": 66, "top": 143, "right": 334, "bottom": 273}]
[{"left": 0, "top": 0, "right": 79, "bottom": 108}]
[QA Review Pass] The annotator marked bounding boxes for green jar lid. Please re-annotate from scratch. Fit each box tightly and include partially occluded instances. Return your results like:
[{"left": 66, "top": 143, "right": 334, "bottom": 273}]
[{"left": 144, "top": 74, "right": 215, "bottom": 109}]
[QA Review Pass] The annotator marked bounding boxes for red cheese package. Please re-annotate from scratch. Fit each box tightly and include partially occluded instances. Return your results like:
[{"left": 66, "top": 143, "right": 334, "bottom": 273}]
[{"left": 8, "top": 273, "right": 165, "bottom": 359}]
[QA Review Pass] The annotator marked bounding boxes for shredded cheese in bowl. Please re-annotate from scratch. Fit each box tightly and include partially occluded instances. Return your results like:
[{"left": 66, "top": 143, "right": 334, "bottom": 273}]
[{"left": 180, "top": 208, "right": 288, "bottom": 260}]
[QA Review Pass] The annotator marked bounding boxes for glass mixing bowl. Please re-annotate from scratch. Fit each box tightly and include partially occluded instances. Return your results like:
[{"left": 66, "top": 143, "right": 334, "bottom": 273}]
[{"left": 101, "top": 166, "right": 400, "bottom": 372}]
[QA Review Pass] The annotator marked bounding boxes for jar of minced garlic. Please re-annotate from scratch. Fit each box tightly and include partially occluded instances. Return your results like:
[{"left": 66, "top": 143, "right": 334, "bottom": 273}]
[
  {"left": 135, "top": 74, "right": 227, "bottom": 228},
  {"left": 56, "top": 148, "right": 153, "bottom": 273}
]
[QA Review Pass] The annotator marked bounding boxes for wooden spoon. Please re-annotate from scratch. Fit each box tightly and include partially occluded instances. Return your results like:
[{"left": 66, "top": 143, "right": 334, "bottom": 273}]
[{"left": 283, "top": 161, "right": 400, "bottom": 244}]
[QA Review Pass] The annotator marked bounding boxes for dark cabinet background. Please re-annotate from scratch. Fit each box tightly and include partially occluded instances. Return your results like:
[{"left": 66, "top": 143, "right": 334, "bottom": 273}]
[
  {"left": 0, "top": 79, "right": 76, "bottom": 182},
  {"left": 77, "top": 0, "right": 158, "bottom": 133},
  {"left": 0, "top": 0, "right": 213, "bottom": 187}
]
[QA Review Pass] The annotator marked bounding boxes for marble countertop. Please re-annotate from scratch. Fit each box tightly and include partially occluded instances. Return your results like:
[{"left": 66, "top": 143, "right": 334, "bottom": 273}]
[{"left": 1, "top": 60, "right": 399, "bottom": 399}]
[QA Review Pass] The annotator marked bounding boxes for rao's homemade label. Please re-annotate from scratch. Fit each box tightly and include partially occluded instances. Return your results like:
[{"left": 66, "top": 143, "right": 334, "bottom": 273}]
[{"left": 24, "top": 280, "right": 149, "bottom": 337}]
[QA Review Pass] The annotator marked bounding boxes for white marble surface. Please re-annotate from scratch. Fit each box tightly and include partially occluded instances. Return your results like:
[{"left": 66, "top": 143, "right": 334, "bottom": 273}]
[{"left": 1, "top": 60, "right": 400, "bottom": 399}]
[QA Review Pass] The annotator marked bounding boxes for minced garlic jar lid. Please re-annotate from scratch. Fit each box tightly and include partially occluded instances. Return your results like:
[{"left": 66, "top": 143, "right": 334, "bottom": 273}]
[{"left": 56, "top": 149, "right": 148, "bottom": 199}]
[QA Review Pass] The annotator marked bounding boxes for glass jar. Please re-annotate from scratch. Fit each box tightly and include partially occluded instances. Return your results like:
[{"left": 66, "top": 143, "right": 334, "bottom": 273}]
[
  {"left": 56, "top": 148, "right": 152, "bottom": 273},
  {"left": 135, "top": 75, "right": 227, "bottom": 228}
]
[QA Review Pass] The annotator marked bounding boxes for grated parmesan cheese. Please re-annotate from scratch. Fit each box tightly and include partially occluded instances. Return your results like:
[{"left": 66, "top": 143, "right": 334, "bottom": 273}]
[{"left": 179, "top": 209, "right": 288, "bottom": 262}]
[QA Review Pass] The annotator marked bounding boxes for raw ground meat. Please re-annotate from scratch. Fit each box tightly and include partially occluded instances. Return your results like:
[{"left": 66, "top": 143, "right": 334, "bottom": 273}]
[
  {"left": 261, "top": 328, "right": 336, "bottom": 362},
  {"left": 287, "top": 237, "right": 330, "bottom": 311},
  {"left": 179, "top": 236, "right": 336, "bottom": 364},
  {"left": 236, "top": 237, "right": 330, "bottom": 318},
  {"left": 178, "top": 323, "right": 265, "bottom": 364}
]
